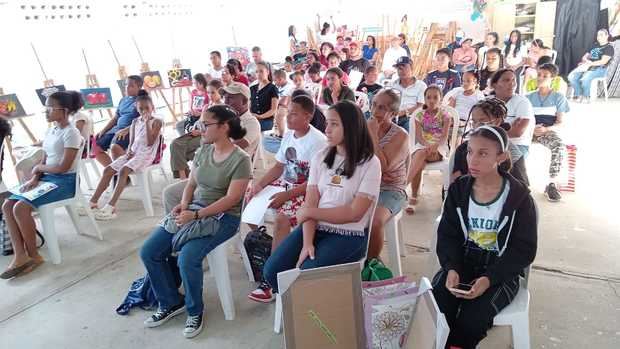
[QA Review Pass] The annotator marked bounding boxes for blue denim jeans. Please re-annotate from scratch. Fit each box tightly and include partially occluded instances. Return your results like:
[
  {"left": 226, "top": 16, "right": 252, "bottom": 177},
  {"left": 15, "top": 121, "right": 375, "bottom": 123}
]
[
  {"left": 568, "top": 66, "right": 607, "bottom": 98},
  {"left": 140, "top": 214, "right": 240, "bottom": 316},
  {"left": 263, "top": 225, "right": 367, "bottom": 293},
  {"left": 394, "top": 116, "right": 410, "bottom": 132}
]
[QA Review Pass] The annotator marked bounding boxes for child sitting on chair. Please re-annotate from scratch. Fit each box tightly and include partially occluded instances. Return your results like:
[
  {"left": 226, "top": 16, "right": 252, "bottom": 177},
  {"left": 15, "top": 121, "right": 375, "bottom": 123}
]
[
  {"left": 406, "top": 85, "right": 452, "bottom": 214},
  {"left": 86, "top": 90, "right": 162, "bottom": 220},
  {"left": 1, "top": 91, "right": 83, "bottom": 279}
]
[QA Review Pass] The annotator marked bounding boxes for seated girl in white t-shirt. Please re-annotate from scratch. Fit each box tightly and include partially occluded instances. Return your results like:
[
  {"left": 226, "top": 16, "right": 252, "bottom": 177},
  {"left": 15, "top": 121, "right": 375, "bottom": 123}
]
[
  {"left": 2, "top": 91, "right": 83, "bottom": 279},
  {"left": 262, "top": 100, "right": 381, "bottom": 293},
  {"left": 444, "top": 71, "right": 485, "bottom": 132}
]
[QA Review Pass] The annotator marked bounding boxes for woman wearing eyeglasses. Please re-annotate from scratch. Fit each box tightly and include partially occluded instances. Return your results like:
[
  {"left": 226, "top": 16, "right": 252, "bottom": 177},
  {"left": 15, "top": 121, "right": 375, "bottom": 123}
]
[
  {"left": 140, "top": 104, "right": 251, "bottom": 338},
  {"left": 1, "top": 91, "right": 83, "bottom": 279}
]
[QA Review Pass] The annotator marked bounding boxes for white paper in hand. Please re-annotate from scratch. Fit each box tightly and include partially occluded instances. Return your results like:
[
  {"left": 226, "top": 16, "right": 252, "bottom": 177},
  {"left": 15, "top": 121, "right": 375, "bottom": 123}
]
[
  {"left": 241, "top": 185, "right": 285, "bottom": 226},
  {"left": 9, "top": 181, "right": 58, "bottom": 201}
]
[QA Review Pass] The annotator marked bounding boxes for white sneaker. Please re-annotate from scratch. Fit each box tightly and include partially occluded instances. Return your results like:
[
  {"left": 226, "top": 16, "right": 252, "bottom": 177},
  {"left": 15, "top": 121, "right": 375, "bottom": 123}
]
[
  {"left": 94, "top": 204, "right": 117, "bottom": 220},
  {"left": 77, "top": 205, "right": 98, "bottom": 216}
]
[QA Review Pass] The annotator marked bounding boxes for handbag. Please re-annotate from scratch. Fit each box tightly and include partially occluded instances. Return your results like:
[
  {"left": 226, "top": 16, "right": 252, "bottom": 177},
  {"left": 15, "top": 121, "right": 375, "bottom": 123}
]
[
  {"left": 243, "top": 226, "right": 272, "bottom": 282},
  {"left": 361, "top": 258, "right": 394, "bottom": 282}
]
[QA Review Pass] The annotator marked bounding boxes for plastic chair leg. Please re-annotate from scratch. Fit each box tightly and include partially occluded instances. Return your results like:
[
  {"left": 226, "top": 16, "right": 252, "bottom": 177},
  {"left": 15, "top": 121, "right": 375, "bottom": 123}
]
[
  {"left": 65, "top": 204, "right": 81, "bottom": 235},
  {"left": 77, "top": 189, "right": 103, "bottom": 240},
  {"left": 274, "top": 294, "right": 283, "bottom": 333},
  {"left": 510, "top": 315, "right": 531, "bottom": 349},
  {"left": 207, "top": 242, "right": 235, "bottom": 321},
  {"left": 80, "top": 164, "right": 94, "bottom": 190},
  {"left": 39, "top": 207, "right": 62, "bottom": 264},
  {"left": 236, "top": 233, "right": 255, "bottom": 282},
  {"left": 137, "top": 172, "right": 155, "bottom": 217},
  {"left": 397, "top": 216, "right": 406, "bottom": 257},
  {"left": 385, "top": 216, "right": 403, "bottom": 276}
]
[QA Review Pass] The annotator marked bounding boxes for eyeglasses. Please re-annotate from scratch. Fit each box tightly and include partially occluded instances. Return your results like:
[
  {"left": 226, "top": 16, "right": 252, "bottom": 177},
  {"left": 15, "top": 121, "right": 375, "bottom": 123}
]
[{"left": 43, "top": 107, "right": 66, "bottom": 113}]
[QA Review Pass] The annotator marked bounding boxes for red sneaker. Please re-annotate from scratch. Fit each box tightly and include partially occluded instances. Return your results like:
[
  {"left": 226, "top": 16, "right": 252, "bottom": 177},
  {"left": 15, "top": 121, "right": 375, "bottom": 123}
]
[{"left": 248, "top": 282, "right": 275, "bottom": 303}]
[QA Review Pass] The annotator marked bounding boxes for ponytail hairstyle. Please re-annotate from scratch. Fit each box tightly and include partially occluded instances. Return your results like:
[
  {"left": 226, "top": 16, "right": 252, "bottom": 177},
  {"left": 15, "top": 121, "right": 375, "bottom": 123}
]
[
  {"left": 462, "top": 97, "right": 509, "bottom": 142},
  {"left": 49, "top": 90, "right": 84, "bottom": 116},
  {"left": 422, "top": 85, "right": 443, "bottom": 110},
  {"left": 193, "top": 73, "right": 208, "bottom": 89},
  {"left": 324, "top": 100, "right": 374, "bottom": 178},
  {"left": 208, "top": 104, "right": 247, "bottom": 140},
  {"left": 468, "top": 125, "right": 512, "bottom": 172},
  {"left": 136, "top": 90, "right": 153, "bottom": 105}
]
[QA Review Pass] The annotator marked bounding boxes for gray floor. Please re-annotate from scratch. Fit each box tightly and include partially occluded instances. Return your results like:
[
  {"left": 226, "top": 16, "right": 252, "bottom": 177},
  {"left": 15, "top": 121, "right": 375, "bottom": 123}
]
[{"left": 0, "top": 101, "right": 619, "bottom": 348}]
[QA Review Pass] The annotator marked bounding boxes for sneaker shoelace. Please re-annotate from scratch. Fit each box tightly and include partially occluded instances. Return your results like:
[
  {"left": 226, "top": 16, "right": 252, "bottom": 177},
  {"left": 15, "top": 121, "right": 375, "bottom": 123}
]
[
  {"left": 186, "top": 315, "right": 201, "bottom": 328},
  {"left": 152, "top": 308, "right": 168, "bottom": 321}
]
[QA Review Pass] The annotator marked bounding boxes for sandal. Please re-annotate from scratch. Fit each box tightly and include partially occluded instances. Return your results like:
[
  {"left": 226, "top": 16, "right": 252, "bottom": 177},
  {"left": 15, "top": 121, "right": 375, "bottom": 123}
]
[
  {"left": 405, "top": 197, "right": 418, "bottom": 215},
  {"left": 0, "top": 259, "right": 34, "bottom": 279},
  {"left": 77, "top": 203, "right": 99, "bottom": 216},
  {"left": 17, "top": 258, "right": 45, "bottom": 277},
  {"left": 95, "top": 204, "right": 117, "bottom": 221}
]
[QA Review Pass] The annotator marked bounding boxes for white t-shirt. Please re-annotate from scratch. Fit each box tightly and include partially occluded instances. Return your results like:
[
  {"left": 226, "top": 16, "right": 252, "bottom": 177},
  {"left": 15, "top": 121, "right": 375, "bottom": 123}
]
[
  {"left": 467, "top": 179, "right": 510, "bottom": 251},
  {"left": 239, "top": 110, "right": 261, "bottom": 159},
  {"left": 504, "top": 94, "right": 535, "bottom": 146},
  {"left": 276, "top": 81, "right": 295, "bottom": 98},
  {"left": 381, "top": 46, "right": 409, "bottom": 72},
  {"left": 504, "top": 45, "right": 527, "bottom": 67},
  {"left": 71, "top": 111, "right": 93, "bottom": 142},
  {"left": 444, "top": 87, "right": 485, "bottom": 123},
  {"left": 392, "top": 79, "right": 427, "bottom": 112},
  {"left": 42, "top": 124, "right": 82, "bottom": 173},
  {"left": 275, "top": 126, "right": 327, "bottom": 184},
  {"left": 206, "top": 66, "right": 225, "bottom": 80},
  {"left": 308, "top": 150, "right": 381, "bottom": 236}
]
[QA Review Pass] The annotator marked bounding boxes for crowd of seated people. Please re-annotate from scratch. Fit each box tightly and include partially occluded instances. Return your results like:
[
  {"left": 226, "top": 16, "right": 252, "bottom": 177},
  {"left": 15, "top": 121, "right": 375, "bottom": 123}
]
[{"left": 8, "top": 21, "right": 609, "bottom": 347}]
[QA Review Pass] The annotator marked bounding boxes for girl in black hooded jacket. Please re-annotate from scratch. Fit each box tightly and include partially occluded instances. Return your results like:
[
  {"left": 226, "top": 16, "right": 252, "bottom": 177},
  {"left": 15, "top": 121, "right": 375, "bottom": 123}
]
[{"left": 432, "top": 125, "right": 537, "bottom": 349}]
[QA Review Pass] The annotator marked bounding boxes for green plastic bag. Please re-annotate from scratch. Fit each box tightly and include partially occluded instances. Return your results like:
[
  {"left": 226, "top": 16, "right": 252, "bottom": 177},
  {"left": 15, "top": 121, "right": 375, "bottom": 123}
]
[{"left": 361, "top": 258, "right": 393, "bottom": 282}]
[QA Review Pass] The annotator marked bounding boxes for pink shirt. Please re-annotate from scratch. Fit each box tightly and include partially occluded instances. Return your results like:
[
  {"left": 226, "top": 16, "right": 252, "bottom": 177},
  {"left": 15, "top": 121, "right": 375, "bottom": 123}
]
[
  {"left": 453, "top": 47, "right": 477, "bottom": 66},
  {"left": 189, "top": 89, "right": 209, "bottom": 115}
]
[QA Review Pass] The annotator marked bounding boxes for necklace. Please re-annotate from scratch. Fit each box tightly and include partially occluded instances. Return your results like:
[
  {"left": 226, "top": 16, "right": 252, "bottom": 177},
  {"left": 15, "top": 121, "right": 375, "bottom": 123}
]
[{"left": 330, "top": 159, "right": 346, "bottom": 185}]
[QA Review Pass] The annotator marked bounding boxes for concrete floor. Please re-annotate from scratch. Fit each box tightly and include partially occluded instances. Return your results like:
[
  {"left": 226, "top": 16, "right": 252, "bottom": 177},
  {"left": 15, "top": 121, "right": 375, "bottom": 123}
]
[{"left": 0, "top": 101, "right": 619, "bottom": 348}]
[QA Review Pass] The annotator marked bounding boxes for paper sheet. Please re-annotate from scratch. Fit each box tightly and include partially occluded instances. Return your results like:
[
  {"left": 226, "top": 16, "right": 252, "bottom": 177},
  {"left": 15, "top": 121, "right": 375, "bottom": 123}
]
[
  {"left": 348, "top": 70, "right": 363, "bottom": 90},
  {"left": 241, "top": 185, "right": 285, "bottom": 225}
]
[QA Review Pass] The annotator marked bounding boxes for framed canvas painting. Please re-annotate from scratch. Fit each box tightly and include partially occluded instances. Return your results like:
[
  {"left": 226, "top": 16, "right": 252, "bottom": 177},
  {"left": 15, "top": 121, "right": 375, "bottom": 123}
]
[
  {"left": 226, "top": 46, "right": 250, "bottom": 68},
  {"left": 80, "top": 88, "right": 114, "bottom": 110},
  {"left": 0, "top": 94, "right": 27, "bottom": 118},
  {"left": 35, "top": 85, "right": 66, "bottom": 105},
  {"left": 281, "top": 262, "right": 366, "bottom": 349},
  {"left": 168, "top": 68, "right": 192, "bottom": 87},
  {"left": 117, "top": 79, "right": 127, "bottom": 97},
  {"left": 141, "top": 71, "right": 164, "bottom": 89}
]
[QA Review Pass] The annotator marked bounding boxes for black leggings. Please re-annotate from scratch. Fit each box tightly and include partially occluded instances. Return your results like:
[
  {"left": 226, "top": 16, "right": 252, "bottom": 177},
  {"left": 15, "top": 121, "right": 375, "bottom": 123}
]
[{"left": 432, "top": 268, "right": 520, "bottom": 349}]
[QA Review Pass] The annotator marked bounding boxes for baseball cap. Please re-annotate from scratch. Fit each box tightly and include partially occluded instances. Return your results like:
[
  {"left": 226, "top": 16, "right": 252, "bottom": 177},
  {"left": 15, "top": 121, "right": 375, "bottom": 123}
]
[
  {"left": 220, "top": 82, "right": 250, "bottom": 99},
  {"left": 393, "top": 56, "right": 413, "bottom": 67}
]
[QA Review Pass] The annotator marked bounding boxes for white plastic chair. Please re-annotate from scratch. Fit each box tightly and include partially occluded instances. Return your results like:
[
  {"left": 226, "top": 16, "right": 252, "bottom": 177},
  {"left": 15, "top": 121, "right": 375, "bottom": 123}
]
[
  {"left": 131, "top": 137, "right": 169, "bottom": 216},
  {"left": 273, "top": 201, "right": 378, "bottom": 333},
  {"left": 354, "top": 90, "right": 370, "bottom": 114},
  {"left": 590, "top": 76, "right": 609, "bottom": 102},
  {"left": 36, "top": 144, "right": 103, "bottom": 264},
  {"left": 412, "top": 106, "right": 460, "bottom": 198},
  {"left": 79, "top": 135, "right": 102, "bottom": 190},
  {"left": 205, "top": 235, "right": 237, "bottom": 320}
]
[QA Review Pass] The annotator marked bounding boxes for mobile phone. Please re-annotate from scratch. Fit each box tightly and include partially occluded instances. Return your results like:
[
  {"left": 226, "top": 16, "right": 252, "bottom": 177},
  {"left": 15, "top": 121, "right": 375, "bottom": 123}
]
[{"left": 449, "top": 283, "right": 473, "bottom": 295}]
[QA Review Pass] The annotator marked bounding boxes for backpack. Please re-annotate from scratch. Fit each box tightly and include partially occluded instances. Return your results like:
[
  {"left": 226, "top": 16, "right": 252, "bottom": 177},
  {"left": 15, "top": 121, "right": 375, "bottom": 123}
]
[{"left": 243, "top": 226, "right": 272, "bottom": 282}]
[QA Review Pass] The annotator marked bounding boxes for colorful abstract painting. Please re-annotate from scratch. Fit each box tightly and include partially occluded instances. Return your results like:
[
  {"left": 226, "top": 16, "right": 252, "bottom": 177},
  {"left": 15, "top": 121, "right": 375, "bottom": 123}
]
[
  {"left": 168, "top": 68, "right": 192, "bottom": 87},
  {"left": 0, "top": 94, "right": 27, "bottom": 118},
  {"left": 226, "top": 47, "right": 250, "bottom": 68},
  {"left": 140, "top": 71, "right": 164, "bottom": 89},
  {"left": 35, "top": 85, "right": 66, "bottom": 105},
  {"left": 80, "top": 88, "right": 114, "bottom": 110}
]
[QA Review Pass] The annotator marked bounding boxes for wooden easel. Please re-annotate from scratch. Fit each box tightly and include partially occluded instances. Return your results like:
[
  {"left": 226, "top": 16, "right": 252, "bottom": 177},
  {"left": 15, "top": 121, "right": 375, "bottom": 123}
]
[
  {"left": 169, "top": 58, "right": 192, "bottom": 120},
  {"left": 132, "top": 36, "right": 176, "bottom": 119},
  {"left": 83, "top": 48, "right": 115, "bottom": 120}
]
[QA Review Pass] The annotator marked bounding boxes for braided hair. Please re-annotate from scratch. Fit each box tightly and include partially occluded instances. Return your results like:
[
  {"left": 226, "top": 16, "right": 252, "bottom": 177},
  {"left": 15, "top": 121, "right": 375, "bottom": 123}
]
[{"left": 462, "top": 98, "right": 510, "bottom": 143}]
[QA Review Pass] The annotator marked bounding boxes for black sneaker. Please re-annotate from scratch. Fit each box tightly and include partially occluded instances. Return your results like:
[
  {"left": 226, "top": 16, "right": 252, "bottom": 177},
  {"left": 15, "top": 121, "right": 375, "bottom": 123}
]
[
  {"left": 183, "top": 313, "right": 204, "bottom": 338},
  {"left": 545, "top": 183, "right": 562, "bottom": 202},
  {"left": 144, "top": 302, "right": 186, "bottom": 328}
]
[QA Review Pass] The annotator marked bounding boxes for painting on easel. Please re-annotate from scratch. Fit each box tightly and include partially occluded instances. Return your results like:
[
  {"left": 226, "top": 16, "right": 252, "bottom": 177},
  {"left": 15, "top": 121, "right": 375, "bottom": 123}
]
[
  {"left": 0, "top": 94, "right": 27, "bottom": 118},
  {"left": 226, "top": 47, "right": 250, "bottom": 68},
  {"left": 168, "top": 68, "right": 192, "bottom": 87},
  {"left": 80, "top": 88, "right": 114, "bottom": 110},
  {"left": 35, "top": 85, "right": 66, "bottom": 105},
  {"left": 141, "top": 71, "right": 164, "bottom": 89},
  {"left": 117, "top": 79, "right": 128, "bottom": 96}
]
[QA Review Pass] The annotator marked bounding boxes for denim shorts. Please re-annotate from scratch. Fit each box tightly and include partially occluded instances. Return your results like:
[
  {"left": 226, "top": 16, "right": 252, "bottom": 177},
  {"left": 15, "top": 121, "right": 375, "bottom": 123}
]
[
  {"left": 96, "top": 132, "right": 130, "bottom": 151},
  {"left": 9, "top": 173, "right": 76, "bottom": 208},
  {"left": 378, "top": 189, "right": 407, "bottom": 215},
  {"left": 259, "top": 118, "right": 274, "bottom": 132}
]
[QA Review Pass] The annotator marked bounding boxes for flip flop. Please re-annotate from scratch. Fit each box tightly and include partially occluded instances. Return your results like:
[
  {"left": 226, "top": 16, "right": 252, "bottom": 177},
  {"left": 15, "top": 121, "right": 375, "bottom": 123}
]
[
  {"left": 0, "top": 259, "right": 35, "bottom": 279},
  {"left": 405, "top": 198, "right": 417, "bottom": 215},
  {"left": 17, "top": 258, "right": 45, "bottom": 277}
]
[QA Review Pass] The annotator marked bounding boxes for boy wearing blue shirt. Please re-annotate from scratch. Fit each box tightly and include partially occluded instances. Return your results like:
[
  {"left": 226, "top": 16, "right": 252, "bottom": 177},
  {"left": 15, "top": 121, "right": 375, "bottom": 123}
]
[{"left": 95, "top": 75, "right": 142, "bottom": 166}]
